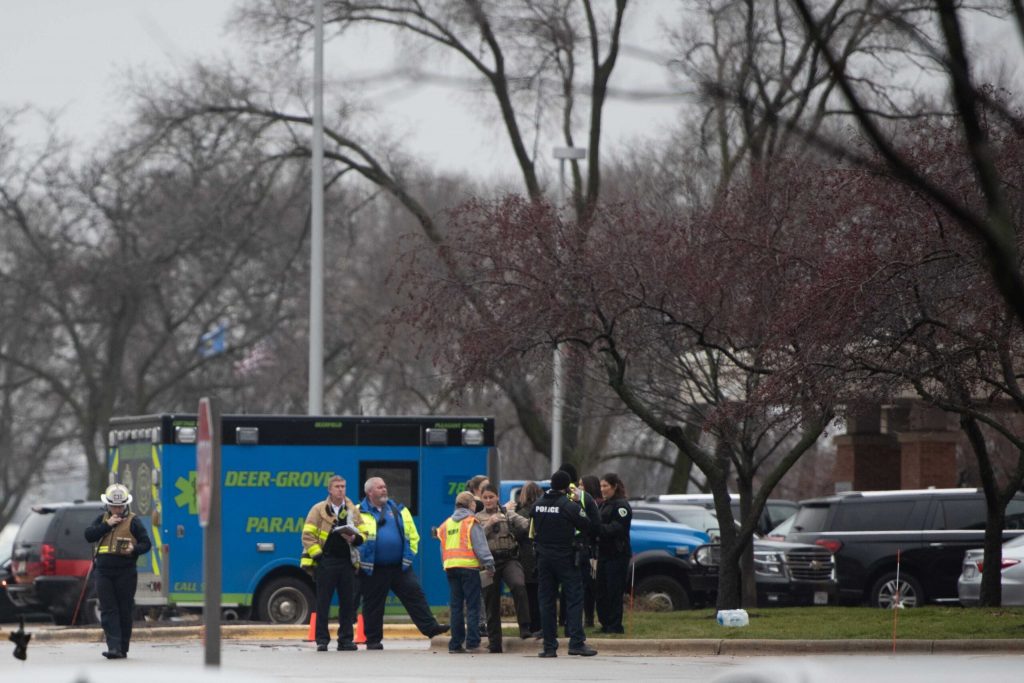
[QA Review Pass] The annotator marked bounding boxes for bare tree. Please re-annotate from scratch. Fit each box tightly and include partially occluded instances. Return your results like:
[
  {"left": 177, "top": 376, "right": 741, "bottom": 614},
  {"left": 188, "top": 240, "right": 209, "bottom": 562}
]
[
  {"left": 394, "top": 177, "right": 847, "bottom": 607},
  {"left": 798, "top": 109, "right": 1024, "bottom": 605},
  {"left": 0, "top": 110, "right": 312, "bottom": 494},
  {"left": 672, "top": 0, "right": 943, "bottom": 189},
  {"left": 782, "top": 0, "right": 1024, "bottom": 322},
  {"left": 133, "top": 0, "right": 638, "bottom": 470}
]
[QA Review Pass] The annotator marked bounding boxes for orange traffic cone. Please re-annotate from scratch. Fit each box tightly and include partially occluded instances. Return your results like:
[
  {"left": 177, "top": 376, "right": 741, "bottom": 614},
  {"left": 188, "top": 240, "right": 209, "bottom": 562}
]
[
  {"left": 305, "top": 612, "right": 317, "bottom": 642},
  {"left": 354, "top": 614, "right": 366, "bottom": 644}
]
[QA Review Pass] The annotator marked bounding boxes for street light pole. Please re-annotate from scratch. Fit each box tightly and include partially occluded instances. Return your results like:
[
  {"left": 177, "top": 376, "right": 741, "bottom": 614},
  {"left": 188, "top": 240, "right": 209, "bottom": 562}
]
[
  {"left": 308, "top": 0, "right": 325, "bottom": 415},
  {"left": 550, "top": 146, "right": 586, "bottom": 474}
]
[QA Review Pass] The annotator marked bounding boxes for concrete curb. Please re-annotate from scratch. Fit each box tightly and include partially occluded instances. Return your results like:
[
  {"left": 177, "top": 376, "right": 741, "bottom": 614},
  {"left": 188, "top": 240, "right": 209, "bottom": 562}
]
[{"left": 4, "top": 624, "right": 1022, "bottom": 655}]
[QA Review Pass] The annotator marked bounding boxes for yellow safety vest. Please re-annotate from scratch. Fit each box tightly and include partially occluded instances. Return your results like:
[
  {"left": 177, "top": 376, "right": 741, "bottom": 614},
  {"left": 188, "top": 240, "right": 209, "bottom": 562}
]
[{"left": 437, "top": 516, "right": 480, "bottom": 570}]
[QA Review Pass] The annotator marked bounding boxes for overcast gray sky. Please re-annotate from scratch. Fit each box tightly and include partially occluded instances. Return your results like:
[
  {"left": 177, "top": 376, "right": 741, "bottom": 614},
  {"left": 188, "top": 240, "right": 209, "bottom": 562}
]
[{"left": 0, "top": 1, "right": 683, "bottom": 182}]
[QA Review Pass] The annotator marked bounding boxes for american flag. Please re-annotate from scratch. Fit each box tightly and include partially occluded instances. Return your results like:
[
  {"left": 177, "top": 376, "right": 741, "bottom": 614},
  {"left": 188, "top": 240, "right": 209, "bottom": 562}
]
[{"left": 234, "top": 341, "right": 273, "bottom": 376}]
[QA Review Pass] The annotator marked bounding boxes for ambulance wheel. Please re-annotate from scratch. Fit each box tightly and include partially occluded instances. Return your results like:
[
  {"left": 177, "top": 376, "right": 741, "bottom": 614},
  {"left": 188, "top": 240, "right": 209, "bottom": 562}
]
[{"left": 257, "top": 577, "right": 314, "bottom": 624}]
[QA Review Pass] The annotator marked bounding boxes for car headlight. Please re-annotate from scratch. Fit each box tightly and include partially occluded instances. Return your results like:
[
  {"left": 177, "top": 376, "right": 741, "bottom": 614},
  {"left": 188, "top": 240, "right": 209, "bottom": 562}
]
[
  {"left": 693, "top": 545, "right": 716, "bottom": 567},
  {"left": 754, "top": 551, "right": 784, "bottom": 576}
]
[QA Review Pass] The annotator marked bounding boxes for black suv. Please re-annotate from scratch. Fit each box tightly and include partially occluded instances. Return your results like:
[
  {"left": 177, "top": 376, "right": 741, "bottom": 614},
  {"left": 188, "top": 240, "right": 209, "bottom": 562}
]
[
  {"left": 8, "top": 502, "right": 104, "bottom": 624},
  {"left": 785, "top": 489, "right": 1024, "bottom": 607}
]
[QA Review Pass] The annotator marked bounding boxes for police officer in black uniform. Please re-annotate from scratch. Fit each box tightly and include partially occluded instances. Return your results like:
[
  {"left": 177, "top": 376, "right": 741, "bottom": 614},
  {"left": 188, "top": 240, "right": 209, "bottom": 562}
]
[
  {"left": 557, "top": 463, "right": 600, "bottom": 633},
  {"left": 596, "top": 472, "right": 632, "bottom": 633},
  {"left": 529, "top": 470, "right": 597, "bottom": 657},
  {"left": 84, "top": 484, "right": 152, "bottom": 660}
]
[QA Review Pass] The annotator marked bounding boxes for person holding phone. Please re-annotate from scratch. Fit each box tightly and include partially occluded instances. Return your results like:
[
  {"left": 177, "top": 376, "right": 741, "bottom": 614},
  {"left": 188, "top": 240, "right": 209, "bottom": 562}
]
[{"left": 84, "top": 483, "right": 151, "bottom": 660}]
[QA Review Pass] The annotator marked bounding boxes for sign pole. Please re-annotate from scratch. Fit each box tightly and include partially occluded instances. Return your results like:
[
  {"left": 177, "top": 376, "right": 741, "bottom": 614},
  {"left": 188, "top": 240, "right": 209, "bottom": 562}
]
[{"left": 197, "top": 397, "right": 222, "bottom": 667}]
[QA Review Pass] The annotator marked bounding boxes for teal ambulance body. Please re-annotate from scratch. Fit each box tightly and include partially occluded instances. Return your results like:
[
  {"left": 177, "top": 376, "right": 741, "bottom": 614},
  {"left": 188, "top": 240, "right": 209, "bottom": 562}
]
[{"left": 107, "top": 414, "right": 494, "bottom": 622}]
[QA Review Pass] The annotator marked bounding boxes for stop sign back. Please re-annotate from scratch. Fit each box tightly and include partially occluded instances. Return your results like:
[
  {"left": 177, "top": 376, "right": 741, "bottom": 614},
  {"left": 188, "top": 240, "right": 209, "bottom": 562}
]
[{"left": 196, "top": 397, "right": 214, "bottom": 528}]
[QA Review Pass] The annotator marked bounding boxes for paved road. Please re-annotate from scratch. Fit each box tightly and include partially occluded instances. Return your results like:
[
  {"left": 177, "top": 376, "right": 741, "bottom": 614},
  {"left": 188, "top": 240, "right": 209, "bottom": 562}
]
[
  {"left": 4, "top": 638, "right": 1024, "bottom": 683},
  {"left": 1, "top": 639, "right": 731, "bottom": 682}
]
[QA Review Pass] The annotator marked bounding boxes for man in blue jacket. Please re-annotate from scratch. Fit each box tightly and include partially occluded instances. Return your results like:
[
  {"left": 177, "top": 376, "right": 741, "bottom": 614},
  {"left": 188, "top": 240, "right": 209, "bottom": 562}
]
[{"left": 355, "top": 476, "right": 449, "bottom": 649}]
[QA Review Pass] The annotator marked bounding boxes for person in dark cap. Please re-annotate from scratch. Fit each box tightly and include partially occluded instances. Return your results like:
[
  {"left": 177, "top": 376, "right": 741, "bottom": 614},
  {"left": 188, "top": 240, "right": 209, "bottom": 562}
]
[
  {"left": 555, "top": 464, "right": 601, "bottom": 634},
  {"left": 528, "top": 470, "right": 597, "bottom": 657}
]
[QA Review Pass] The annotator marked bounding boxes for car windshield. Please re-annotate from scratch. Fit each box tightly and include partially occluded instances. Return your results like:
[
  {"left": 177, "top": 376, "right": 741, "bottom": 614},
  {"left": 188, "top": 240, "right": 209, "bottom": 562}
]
[
  {"left": 768, "top": 513, "right": 795, "bottom": 537},
  {"left": 671, "top": 508, "right": 715, "bottom": 529}
]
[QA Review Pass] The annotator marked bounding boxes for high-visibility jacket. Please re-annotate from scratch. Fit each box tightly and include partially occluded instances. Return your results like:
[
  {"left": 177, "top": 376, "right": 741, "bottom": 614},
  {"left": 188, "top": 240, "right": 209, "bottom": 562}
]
[
  {"left": 437, "top": 516, "right": 481, "bottom": 570},
  {"left": 356, "top": 499, "right": 420, "bottom": 575},
  {"left": 300, "top": 496, "right": 362, "bottom": 571}
]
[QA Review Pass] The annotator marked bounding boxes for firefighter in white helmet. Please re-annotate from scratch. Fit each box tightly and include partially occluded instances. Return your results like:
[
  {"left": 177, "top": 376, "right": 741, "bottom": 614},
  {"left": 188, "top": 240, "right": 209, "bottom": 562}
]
[{"left": 84, "top": 483, "right": 151, "bottom": 659}]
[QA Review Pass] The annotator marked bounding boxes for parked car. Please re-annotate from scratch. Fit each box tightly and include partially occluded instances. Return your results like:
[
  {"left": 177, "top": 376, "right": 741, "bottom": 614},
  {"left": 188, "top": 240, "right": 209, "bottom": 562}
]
[
  {"left": 628, "top": 519, "right": 710, "bottom": 610},
  {"left": 690, "top": 538, "right": 837, "bottom": 607},
  {"left": 635, "top": 501, "right": 836, "bottom": 606},
  {"left": 764, "top": 513, "right": 795, "bottom": 541},
  {"left": 958, "top": 534, "right": 1024, "bottom": 606},
  {"left": 651, "top": 494, "right": 798, "bottom": 536},
  {"left": 631, "top": 502, "right": 723, "bottom": 539},
  {"left": 784, "top": 488, "right": 1024, "bottom": 607},
  {"left": 1, "top": 557, "right": 24, "bottom": 622},
  {"left": 498, "top": 479, "right": 550, "bottom": 506},
  {"left": 500, "top": 482, "right": 710, "bottom": 611},
  {"left": 8, "top": 501, "right": 103, "bottom": 624}
]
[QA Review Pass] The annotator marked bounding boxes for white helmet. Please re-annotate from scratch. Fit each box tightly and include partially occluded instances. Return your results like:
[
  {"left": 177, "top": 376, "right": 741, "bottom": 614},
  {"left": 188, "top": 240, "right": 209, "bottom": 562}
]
[{"left": 101, "top": 483, "right": 133, "bottom": 506}]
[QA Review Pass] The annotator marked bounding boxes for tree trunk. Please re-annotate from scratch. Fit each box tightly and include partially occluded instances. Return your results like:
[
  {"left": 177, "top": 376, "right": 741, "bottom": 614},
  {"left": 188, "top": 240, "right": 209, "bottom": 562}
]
[
  {"left": 961, "top": 414, "right": 1004, "bottom": 606},
  {"left": 735, "top": 476, "right": 758, "bottom": 607},
  {"left": 667, "top": 448, "right": 694, "bottom": 494},
  {"left": 979, "top": 503, "right": 1005, "bottom": 606}
]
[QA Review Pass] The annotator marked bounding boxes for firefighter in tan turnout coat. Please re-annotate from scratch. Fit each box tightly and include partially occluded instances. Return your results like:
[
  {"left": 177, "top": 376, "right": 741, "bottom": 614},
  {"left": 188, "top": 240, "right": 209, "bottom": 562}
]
[{"left": 301, "top": 475, "right": 363, "bottom": 651}]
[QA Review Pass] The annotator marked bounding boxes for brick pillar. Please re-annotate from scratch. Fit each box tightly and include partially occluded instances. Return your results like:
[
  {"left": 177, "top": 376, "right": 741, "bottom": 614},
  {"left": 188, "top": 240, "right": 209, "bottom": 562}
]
[
  {"left": 898, "top": 432, "right": 958, "bottom": 489},
  {"left": 897, "top": 404, "right": 957, "bottom": 489},
  {"left": 834, "top": 434, "right": 902, "bottom": 491},
  {"left": 833, "top": 405, "right": 901, "bottom": 492}
]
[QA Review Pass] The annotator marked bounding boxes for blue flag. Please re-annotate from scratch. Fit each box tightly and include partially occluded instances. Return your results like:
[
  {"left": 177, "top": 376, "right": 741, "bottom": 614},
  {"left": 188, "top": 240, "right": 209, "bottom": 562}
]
[{"left": 198, "top": 324, "right": 227, "bottom": 358}]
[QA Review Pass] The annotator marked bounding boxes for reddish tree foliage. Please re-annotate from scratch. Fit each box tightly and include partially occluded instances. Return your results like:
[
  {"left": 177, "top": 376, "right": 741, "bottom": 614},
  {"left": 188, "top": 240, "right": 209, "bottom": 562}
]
[
  {"left": 796, "top": 105, "right": 1024, "bottom": 605},
  {"left": 395, "top": 158, "right": 854, "bottom": 606}
]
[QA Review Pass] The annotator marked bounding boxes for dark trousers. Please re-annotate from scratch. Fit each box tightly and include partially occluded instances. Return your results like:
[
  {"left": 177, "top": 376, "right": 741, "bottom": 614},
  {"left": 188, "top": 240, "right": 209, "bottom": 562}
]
[
  {"left": 596, "top": 554, "right": 630, "bottom": 632},
  {"left": 483, "top": 558, "right": 531, "bottom": 647},
  {"left": 582, "top": 560, "right": 597, "bottom": 626},
  {"left": 360, "top": 565, "right": 439, "bottom": 644},
  {"left": 525, "top": 580, "right": 541, "bottom": 633},
  {"left": 95, "top": 566, "right": 136, "bottom": 654},
  {"left": 537, "top": 550, "right": 585, "bottom": 652},
  {"left": 314, "top": 556, "right": 357, "bottom": 646},
  {"left": 446, "top": 568, "right": 482, "bottom": 650},
  {"left": 558, "top": 551, "right": 592, "bottom": 630}
]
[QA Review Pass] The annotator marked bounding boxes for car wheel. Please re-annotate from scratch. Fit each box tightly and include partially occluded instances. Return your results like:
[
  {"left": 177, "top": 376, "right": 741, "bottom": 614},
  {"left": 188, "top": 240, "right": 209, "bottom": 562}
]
[
  {"left": 635, "top": 576, "right": 690, "bottom": 611},
  {"left": 870, "top": 571, "right": 924, "bottom": 608},
  {"left": 256, "top": 577, "right": 314, "bottom": 624}
]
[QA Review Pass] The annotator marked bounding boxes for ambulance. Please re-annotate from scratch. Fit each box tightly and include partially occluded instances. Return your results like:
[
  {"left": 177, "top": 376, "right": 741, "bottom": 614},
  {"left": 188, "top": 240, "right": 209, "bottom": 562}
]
[{"left": 106, "top": 414, "right": 495, "bottom": 622}]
